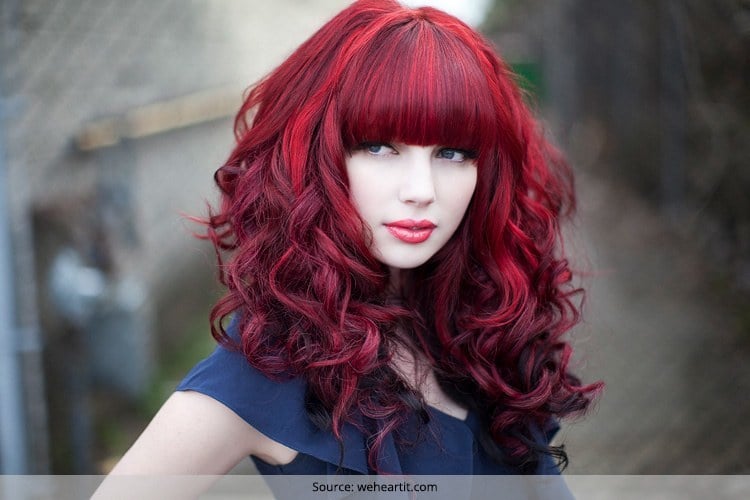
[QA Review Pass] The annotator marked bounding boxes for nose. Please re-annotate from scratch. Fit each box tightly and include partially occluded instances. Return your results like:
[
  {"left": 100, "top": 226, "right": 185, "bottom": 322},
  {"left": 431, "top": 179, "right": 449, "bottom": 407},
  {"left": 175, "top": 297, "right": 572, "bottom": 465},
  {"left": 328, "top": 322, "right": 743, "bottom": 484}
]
[{"left": 398, "top": 150, "right": 436, "bottom": 206}]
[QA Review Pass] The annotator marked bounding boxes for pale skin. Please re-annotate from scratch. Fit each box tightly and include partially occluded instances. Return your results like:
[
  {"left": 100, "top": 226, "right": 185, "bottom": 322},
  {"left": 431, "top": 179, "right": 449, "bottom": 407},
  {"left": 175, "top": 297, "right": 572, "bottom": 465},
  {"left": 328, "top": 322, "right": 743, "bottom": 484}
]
[
  {"left": 92, "top": 371, "right": 466, "bottom": 497},
  {"left": 104, "top": 362, "right": 466, "bottom": 474},
  {"left": 95, "top": 144, "right": 476, "bottom": 490}
]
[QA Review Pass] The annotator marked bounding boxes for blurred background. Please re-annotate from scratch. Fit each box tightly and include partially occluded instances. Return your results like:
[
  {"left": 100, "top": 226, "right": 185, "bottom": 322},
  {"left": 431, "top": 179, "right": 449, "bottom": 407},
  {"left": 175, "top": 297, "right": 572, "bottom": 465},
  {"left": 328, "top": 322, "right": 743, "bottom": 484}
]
[{"left": 0, "top": 0, "right": 747, "bottom": 475}]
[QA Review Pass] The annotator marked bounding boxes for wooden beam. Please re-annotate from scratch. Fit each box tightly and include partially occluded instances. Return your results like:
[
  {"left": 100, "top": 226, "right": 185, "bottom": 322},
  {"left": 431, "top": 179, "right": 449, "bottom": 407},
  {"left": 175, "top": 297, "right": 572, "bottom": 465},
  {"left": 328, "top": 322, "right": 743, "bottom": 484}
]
[{"left": 75, "top": 85, "right": 243, "bottom": 152}]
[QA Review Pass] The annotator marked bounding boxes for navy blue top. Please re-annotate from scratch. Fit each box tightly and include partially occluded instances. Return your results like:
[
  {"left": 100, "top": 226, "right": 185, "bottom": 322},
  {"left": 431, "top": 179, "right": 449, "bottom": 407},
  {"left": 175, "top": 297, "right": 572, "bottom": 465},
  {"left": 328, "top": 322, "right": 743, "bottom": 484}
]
[{"left": 175, "top": 320, "right": 562, "bottom": 477}]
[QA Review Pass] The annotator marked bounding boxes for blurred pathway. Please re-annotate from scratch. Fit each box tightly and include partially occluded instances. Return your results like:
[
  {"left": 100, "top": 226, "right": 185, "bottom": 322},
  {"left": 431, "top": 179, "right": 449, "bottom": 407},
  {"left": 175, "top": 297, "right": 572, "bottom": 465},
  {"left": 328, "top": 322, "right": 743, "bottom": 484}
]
[{"left": 562, "top": 172, "right": 749, "bottom": 474}]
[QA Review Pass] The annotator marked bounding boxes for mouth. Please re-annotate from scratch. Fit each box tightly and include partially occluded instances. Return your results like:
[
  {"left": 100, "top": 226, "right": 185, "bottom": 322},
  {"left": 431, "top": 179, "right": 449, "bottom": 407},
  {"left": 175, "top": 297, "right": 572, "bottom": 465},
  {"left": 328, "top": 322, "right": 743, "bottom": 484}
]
[{"left": 384, "top": 219, "right": 436, "bottom": 244}]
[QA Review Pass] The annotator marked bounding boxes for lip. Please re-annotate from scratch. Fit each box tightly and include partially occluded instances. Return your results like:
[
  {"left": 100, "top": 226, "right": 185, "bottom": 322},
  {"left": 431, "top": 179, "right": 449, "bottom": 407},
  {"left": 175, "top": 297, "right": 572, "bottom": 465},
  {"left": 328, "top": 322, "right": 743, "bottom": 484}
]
[{"left": 385, "top": 219, "right": 436, "bottom": 244}]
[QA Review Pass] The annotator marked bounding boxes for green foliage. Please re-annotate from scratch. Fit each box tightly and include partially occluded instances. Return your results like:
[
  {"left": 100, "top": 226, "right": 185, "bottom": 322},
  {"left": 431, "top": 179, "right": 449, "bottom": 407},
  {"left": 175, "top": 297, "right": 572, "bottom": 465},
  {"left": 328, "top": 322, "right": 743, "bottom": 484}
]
[
  {"left": 480, "top": 0, "right": 513, "bottom": 33},
  {"left": 484, "top": 0, "right": 749, "bottom": 298},
  {"left": 138, "top": 313, "right": 216, "bottom": 418}
]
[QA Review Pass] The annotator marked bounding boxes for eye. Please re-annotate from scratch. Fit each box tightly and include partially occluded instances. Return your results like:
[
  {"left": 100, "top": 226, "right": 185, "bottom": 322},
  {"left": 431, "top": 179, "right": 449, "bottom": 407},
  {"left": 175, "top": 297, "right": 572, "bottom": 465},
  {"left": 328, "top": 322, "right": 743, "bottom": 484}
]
[
  {"left": 357, "top": 142, "right": 397, "bottom": 156},
  {"left": 437, "top": 148, "right": 477, "bottom": 163}
]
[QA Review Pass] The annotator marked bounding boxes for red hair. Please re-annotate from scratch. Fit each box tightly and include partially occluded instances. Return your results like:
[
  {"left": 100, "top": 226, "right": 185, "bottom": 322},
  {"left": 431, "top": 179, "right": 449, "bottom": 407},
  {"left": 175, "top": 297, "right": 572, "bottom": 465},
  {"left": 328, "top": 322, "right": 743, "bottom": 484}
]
[{"left": 203, "top": 0, "right": 601, "bottom": 472}]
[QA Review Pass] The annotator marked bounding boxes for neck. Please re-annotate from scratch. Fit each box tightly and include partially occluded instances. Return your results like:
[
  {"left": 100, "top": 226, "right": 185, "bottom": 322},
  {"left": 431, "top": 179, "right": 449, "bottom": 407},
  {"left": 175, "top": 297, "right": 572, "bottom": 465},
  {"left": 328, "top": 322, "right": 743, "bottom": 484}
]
[{"left": 386, "top": 267, "right": 404, "bottom": 298}]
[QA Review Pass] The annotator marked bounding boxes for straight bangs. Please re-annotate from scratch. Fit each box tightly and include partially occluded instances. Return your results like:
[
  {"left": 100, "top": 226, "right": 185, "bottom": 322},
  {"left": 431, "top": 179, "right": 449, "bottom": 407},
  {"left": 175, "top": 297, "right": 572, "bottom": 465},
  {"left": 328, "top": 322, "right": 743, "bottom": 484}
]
[{"left": 338, "top": 19, "right": 499, "bottom": 157}]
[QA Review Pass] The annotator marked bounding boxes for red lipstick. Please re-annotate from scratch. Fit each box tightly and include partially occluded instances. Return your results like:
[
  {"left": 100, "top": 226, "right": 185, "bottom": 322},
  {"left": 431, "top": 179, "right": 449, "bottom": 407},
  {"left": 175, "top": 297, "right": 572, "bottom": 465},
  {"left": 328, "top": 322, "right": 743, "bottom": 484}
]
[{"left": 385, "top": 219, "right": 436, "bottom": 244}]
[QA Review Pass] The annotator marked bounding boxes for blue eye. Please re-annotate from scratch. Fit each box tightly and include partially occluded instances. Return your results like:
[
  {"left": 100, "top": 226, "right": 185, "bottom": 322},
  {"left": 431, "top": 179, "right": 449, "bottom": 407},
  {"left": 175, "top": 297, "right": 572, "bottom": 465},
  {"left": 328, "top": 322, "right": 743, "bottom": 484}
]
[
  {"left": 358, "top": 142, "right": 396, "bottom": 156},
  {"left": 438, "top": 148, "right": 476, "bottom": 162}
]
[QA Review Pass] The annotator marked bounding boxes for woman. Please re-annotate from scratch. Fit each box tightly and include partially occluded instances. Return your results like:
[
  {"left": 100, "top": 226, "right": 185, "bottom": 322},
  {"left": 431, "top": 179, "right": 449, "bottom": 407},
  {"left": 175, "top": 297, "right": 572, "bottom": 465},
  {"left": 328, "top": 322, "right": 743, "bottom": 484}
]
[{"left": 107, "top": 0, "right": 601, "bottom": 481}]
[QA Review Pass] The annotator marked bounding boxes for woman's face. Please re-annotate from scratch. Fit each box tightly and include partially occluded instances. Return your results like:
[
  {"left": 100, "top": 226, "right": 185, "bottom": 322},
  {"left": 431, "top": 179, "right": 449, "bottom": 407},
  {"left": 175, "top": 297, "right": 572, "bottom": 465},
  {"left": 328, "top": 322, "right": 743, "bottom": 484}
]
[{"left": 346, "top": 142, "right": 478, "bottom": 270}]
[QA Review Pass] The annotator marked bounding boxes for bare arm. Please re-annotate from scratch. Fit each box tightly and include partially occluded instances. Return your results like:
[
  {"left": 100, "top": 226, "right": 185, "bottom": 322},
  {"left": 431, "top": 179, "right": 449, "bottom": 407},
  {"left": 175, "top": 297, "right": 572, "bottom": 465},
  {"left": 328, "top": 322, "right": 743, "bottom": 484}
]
[
  {"left": 109, "top": 390, "right": 298, "bottom": 474},
  {"left": 92, "top": 390, "right": 297, "bottom": 498},
  {"left": 107, "top": 391, "right": 254, "bottom": 474}
]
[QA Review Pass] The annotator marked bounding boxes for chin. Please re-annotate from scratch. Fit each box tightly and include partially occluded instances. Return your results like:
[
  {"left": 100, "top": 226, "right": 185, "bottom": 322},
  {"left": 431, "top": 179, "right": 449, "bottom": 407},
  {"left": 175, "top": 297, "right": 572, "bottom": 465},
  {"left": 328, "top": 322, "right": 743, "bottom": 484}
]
[{"left": 376, "top": 253, "right": 433, "bottom": 270}]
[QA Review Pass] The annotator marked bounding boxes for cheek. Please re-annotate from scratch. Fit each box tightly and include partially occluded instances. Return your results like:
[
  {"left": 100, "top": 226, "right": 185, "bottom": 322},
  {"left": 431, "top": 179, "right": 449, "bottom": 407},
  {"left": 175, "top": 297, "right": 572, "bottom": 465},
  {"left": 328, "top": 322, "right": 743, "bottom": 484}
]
[
  {"left": 345, "top": 162, "right": 389, "bottom": 218},
  {"left": 437, "top": 168, "right": 478, "bottom": 213},
  {"left": 348, "top": 185, "right": 377, "bottom": 218}
]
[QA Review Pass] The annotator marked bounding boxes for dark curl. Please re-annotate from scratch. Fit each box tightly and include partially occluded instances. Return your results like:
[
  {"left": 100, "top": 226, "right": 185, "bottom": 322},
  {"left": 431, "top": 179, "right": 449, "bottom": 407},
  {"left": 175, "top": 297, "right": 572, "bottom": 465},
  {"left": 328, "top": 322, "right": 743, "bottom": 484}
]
[{"left": 199, "top": 0, "right": 602, "bottom": 472}]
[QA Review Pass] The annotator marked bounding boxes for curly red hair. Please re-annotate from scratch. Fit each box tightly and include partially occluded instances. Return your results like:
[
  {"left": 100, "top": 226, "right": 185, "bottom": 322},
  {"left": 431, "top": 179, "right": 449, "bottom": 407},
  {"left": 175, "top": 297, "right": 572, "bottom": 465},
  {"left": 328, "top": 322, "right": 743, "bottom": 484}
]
[{"left": 202, "top": 0, "right": 601, "bottom": 472}]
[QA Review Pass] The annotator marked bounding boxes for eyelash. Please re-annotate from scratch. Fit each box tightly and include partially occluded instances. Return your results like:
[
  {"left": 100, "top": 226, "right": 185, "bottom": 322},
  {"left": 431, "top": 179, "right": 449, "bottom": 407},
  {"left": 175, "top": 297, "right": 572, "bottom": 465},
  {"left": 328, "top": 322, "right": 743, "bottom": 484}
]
[
  {"left": 355, "top": 142, "right": 477, "bottom": 162},
  {"left": 357, "top": 142, "right": 394, "bottom": 155},
  {"left": 437, "top": 148, "right": 477, "bottom": 162}
]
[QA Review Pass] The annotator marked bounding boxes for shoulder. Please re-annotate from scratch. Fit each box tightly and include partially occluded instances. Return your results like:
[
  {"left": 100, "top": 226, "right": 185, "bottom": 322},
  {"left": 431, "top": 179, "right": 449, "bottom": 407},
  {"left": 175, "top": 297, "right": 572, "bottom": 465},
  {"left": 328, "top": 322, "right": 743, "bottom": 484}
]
[
  {"left": 175, "top": 335, "right": 309, "bottom": 459},
  {"left": 172, "top": 390, "right": 299, "bottom": 467},
  {"left": 175, "top": 325, "right": 369, "bottom": 472},
  {"left": 177, "top": 316, "right": 308, "bottom": 433},
  {"left": 176, "top": 337, "right": 309, "bottom": 433},
  {"left": 107, "top": 389, "right": 290, "bottom": 474}
]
